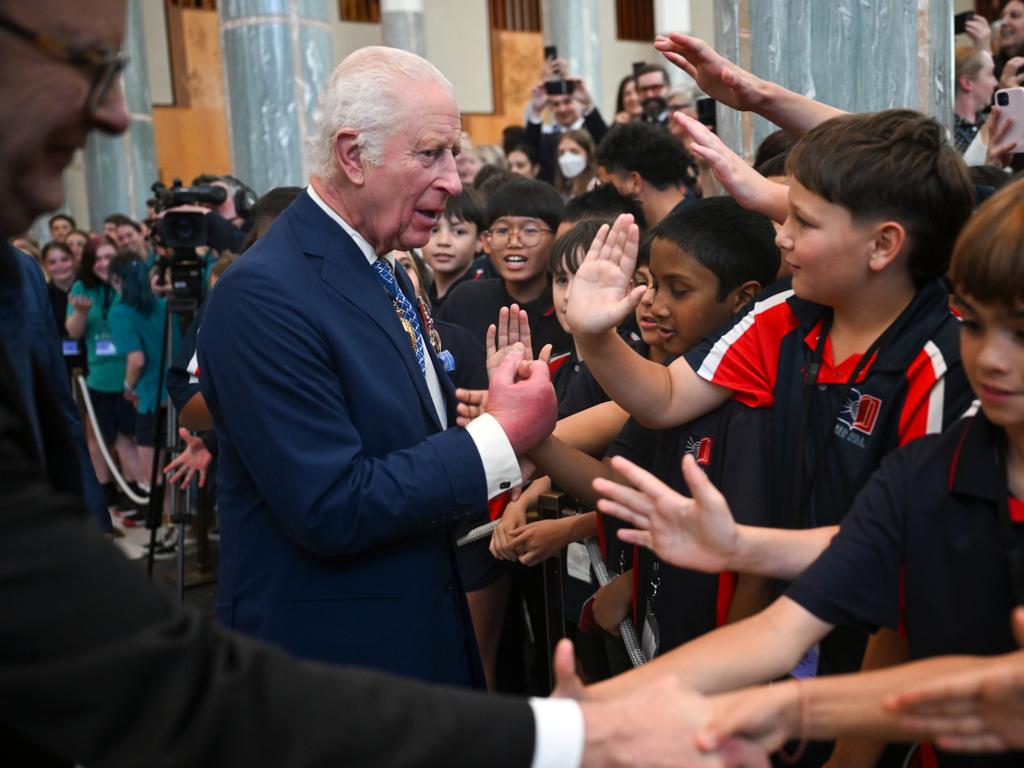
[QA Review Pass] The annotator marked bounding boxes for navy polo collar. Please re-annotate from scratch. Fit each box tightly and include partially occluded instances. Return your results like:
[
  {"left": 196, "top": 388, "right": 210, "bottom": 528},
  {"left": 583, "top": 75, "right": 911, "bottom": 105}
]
[
  {"left": 947, "top": 404, "right": 1000, "bottom": 503},
  {"left": 786, "top": 279, "right": 952, "bottom": 374}
]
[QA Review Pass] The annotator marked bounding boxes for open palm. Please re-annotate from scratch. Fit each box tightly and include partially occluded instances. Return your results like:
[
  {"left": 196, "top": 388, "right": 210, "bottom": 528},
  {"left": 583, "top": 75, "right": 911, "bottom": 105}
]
[{"left": 564, "top": 214, "right": 645, "bottom": 336}]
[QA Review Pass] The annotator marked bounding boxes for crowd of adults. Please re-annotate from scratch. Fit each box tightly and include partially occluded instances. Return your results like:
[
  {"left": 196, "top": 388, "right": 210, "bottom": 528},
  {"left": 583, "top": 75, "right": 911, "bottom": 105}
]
[{"left": 7, "top": 0, "right": 1024, "bottom": 766}]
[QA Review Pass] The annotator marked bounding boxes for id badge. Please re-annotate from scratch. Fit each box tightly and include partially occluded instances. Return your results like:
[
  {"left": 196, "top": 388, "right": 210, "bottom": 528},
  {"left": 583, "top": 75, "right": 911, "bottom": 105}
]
[
  {"left": 62, "top": 339, "right": 80, "bottom": 357},
  {"left": 94, "top": 336, "right": 117, "bottom": 357},
  {"left": 789, "top": 643, "right": 819, "bottom": 680},
  {"left": 566, "top": 541, "right": 593, "bottom": 583},
  {"left": 642, "top": 604, "right": 660, "bottom": 660}
]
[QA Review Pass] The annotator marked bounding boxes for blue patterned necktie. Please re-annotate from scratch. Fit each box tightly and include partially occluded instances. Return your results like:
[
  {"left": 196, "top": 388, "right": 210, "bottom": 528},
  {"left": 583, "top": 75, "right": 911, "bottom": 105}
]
[{"left": 371, "top": 258, "right": 427, "bottom": 376}]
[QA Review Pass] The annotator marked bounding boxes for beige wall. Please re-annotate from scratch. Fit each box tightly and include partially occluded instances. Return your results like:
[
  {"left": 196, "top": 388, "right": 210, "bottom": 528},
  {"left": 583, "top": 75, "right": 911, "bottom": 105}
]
[
  {"left": 424, "top": 0, "right": 494, "bottom": 113},
  {"left": 596, "top": 1, "right": 653, "bottom": 119},
  {"left": 141, "top": 0, "right": 173, "bottom": 105}
]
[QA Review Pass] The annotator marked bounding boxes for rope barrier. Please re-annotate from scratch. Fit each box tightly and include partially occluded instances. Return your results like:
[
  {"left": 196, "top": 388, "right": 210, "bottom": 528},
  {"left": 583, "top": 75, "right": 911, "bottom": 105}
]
[
  {"left": 456, "top": 519, "right": 499, "bottom": 547},
  {"left": 75, "top": 374, "right": 149, "bottom": 506},
  {"left": 585, "top": 538, "right": 647, "bottom": 669},
  {"left": 456, "top": 518, "right": 647, "bottom": 668}
]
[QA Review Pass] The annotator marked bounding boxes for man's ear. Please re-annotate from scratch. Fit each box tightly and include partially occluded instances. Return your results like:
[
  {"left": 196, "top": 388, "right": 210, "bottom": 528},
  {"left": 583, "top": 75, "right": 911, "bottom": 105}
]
[
  {"left": 867, "top": 220, "right": 907, "bottom": 274},
  {"left": 334, "top": 129, "right": 367, "bottom": 186},
  {"left": 628, "top": 171, "right": 644, "bottom": 198},
  {"left": 957, "top": 73, "right": 974, "bottom": 94},
  {"left": 728, "top": 280, "right": 762, "bottom": 313}
]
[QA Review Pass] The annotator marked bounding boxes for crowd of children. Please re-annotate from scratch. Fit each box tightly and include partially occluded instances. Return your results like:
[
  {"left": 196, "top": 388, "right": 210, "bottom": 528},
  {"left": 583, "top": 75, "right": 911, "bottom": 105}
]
[
  {"left": 18, "top": 16, "right": 1024, "bottom": 765},
  {"left": 398, "top": 29, "right": 1024, "bottom": 768}
]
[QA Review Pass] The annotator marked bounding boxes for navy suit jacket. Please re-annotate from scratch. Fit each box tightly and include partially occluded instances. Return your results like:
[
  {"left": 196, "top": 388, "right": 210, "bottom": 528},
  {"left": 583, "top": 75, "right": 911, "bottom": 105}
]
[
  {"left": 199, "top": 192, "right": 489, "bottom": 687},
  {"left": 0, "top": 244, "right": 109, "bottom": 532}
]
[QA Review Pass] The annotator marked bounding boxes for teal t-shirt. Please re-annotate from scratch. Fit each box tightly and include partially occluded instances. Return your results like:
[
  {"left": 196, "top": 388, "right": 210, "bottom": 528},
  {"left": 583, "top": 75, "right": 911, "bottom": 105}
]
[
  {"left": 67, "top": 281, "right": 125, "bottom": 393},
  {"left": 109, "top": 297, "right": 178, "bottom": 415}
]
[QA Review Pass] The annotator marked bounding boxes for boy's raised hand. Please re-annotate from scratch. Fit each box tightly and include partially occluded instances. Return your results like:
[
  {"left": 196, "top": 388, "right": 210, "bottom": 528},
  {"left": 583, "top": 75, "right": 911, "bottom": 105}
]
[
  {"left": 655, "top": 33, "right": 765, "bottom": 114},
  {"left": 564, "top": 215, "right": 645, "bottom": 336},
  {"left": 675, "top": 113, "right": 789, "bottom": 223},
  {"left": 592, "top": 453, "right": 741, "bottom": 574}
]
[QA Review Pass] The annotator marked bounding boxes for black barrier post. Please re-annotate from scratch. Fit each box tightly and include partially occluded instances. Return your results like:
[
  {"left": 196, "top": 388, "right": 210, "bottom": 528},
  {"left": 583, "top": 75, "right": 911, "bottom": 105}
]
[{"left": 536, "top": 490, "right": 571, "bottom": 692}]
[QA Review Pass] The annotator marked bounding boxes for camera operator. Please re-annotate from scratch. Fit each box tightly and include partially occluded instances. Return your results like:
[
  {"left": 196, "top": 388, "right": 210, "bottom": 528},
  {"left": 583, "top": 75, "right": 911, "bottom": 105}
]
[
  {"left": 191, "top": 174, "right": 255, "bottom": 235},
  {"left": 524, "top": 56, "right": 609, "bottom": 184}
]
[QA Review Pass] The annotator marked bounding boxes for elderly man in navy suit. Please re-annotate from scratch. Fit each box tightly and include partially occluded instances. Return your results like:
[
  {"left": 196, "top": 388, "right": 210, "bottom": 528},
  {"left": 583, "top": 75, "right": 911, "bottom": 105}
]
[{"left": 198, "top": 46, "right": 557, "bottom": 688}]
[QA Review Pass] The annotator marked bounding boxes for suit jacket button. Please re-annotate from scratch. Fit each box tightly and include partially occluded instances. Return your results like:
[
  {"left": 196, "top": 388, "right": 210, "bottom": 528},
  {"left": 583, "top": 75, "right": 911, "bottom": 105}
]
[{"left": 443, "top": 580, "right": 453, "bottom": 593}]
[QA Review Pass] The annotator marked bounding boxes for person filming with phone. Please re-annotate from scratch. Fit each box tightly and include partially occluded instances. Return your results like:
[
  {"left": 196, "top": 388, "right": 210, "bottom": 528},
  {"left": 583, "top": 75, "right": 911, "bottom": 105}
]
[{"left": 524, "top": 49, "right": 609, "bottom": 185}]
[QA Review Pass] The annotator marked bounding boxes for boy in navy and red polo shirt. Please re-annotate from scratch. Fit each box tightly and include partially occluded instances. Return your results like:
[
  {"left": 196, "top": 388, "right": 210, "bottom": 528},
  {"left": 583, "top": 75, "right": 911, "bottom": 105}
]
[
  {"left": 525, "top": 198, "right": 780, "bottom": 661},
  {"left": 596, "top": 171, "right": 1024, "bottom": 768},
  {"left": 572, "top": 110, "right": 976, "bottom": 763}
]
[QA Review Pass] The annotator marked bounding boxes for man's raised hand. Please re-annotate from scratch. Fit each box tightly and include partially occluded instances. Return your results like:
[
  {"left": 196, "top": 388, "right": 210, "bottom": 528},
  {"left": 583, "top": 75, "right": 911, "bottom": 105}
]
[
  {"left": 564, "top": 214, "right": 644, "bottom": 337},
  {"left": 593, "top": 453, "right": 741, "bottom": 574}
]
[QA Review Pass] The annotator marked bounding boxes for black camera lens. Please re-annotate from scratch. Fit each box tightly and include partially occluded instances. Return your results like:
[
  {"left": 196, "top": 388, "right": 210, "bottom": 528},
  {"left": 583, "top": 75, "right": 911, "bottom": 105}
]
[{"left": 998, "top": 91, "right": 1010, "bottom": 106}]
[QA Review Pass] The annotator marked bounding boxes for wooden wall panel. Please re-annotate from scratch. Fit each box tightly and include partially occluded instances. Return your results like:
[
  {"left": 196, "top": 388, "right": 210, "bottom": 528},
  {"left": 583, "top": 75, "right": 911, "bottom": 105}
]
[
  {"left": 463, "top": 29, "right": 542, "bottom": 146},
  {"left": 152, "top": 7, "right": 231, "bottom": 184}
]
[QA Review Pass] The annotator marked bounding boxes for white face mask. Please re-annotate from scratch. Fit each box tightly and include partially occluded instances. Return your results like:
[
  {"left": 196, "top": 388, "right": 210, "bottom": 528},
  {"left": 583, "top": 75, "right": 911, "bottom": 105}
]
[{"left": 558, "top": 151, "right": 588, "bottom": 179}]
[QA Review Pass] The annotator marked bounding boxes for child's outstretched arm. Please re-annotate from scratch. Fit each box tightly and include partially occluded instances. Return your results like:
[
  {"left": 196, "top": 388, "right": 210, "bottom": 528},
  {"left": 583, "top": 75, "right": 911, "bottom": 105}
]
[
  {"left": 655, "top": 33, "right": 846, "bottom": 138},
  {"left": 594, "top": 454, "right": 838, "bottom": 581},
  {"left": 567, "top": 216, "right": 733, "bottom": 428}
]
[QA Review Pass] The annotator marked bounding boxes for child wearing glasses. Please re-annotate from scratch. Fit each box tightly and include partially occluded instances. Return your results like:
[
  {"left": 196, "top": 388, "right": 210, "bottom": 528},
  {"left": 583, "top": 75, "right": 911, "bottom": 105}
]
[{"left": 437, "top": 177, "right": 571, "bottom": 360}]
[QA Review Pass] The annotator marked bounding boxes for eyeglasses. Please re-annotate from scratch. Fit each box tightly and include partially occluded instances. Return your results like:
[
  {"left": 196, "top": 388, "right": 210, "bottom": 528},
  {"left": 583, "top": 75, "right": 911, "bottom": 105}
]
[
  {"left": 488, "top": 225, "right": 552, "bottom": 248},
  {"left": 0, "top": 13, "right": 128, "bottom": 113}
]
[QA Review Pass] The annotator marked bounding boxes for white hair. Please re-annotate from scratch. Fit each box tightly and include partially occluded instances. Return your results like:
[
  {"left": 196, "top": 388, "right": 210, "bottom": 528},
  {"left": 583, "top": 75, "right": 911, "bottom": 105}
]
[{"left": 307, "top": 46, "right": 455, "bottom": 180}]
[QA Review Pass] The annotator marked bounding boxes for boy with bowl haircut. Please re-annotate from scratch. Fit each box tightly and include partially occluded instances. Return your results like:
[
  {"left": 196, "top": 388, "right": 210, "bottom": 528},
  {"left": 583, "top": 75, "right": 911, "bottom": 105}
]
[
  {"left": 422, "top": 189, "right": 487, "bottom": 311},
  {"left": 567, "top": 109, "right": 977, "bottom": 696},
  {"left": 438, "top": 177, "right": 571, "bottom": 359}
]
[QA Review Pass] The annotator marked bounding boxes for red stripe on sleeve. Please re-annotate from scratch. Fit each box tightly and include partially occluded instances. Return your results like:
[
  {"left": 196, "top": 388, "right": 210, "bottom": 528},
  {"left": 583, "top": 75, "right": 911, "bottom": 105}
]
[
  {"left": 698, "top": 294, "right": 798, "bottom": 409},
  {"left": 715, "top": 571, "right": 737, "bottom": 627},
  {"left": 898, "top": 343, "right": 944, "bottom": 446}
]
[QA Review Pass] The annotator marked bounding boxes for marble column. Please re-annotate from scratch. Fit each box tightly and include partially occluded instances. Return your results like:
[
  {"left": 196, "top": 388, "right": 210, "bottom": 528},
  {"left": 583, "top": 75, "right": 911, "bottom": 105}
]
[
  {"left": 83, "top": 0, "right": 158, "bottom": 226},
  {"left": 714, "top": 0, "right": 953, "bottom": 160},
  {"left": 541, "top": 0, "right": 602, "bottom": 105},
  {"left": 381, "top": 0, "right": 425, "bottom": 57},
  {"left": 218, "top": 0, "right": 333, "bottom": 194}
]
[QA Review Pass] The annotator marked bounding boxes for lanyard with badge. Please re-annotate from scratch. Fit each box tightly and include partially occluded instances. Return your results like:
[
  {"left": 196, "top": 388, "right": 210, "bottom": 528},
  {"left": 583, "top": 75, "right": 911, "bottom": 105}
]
[
  {"left": 993, "top": 432, "right": 1024, "bottom": 606},
  {"left": 789, "top": 313, "right": 888, "bottom": 680},
  {"left": 93, "top": 285, "right": 117, "bottom": 358},
  {"left": 791, "top": 314, "right": 889, "bottom": 530}
]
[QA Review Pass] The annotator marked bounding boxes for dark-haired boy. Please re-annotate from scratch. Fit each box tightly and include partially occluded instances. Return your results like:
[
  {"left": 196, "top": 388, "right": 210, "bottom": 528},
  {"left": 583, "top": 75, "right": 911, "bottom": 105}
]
[
  {"left": 422, "top": 189, "right": 487, "bottom": 311},
  {"left": 572, "top": 110, "right": 977, "bottom": 755},
  {"left": 595, "top": 122, "right": 697, "bottom": 227},
  {"left": 438, "top": 177, "right": 571, "bottom": 359},
  {"left": 559, "top": 184, "right": 648, "bottom": 238},
  {"left": 519, "top": 198, "right": 781, "bottom": 658}
]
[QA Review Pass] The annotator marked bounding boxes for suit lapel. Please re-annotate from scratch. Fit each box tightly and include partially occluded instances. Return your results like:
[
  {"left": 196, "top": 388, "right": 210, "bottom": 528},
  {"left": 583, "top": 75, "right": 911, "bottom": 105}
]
[{"left": 290, "top": 193, "right": 444, "bottom": 431}]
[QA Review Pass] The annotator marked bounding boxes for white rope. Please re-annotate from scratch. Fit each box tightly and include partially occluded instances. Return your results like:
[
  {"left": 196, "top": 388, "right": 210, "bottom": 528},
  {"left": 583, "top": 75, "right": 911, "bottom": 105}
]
[
  {"left": 75, "top": 374, "right": 148, "bottom": 505},
  {"left": 456, "top": 519, "right": 499, "bottom": 547},
  {"left": 585, "top": 538, "right": 647, "bottom": 669}
]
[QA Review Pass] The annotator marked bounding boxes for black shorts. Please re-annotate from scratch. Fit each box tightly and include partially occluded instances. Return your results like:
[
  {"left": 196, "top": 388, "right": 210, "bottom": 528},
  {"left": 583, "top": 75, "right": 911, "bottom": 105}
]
[
  {"left": 89, "top": 389, "right": 136, "bottom": 445},
  {"left": 135, "top": 408, "right": 166, "bottom": 448},
  {"left": 454, "top": 511, "right": 507, "bottom": 592}
]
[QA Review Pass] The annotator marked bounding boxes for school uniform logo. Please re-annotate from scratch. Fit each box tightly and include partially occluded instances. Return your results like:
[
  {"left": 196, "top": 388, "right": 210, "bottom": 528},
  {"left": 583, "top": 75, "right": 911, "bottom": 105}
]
[
  {"left": 685, "top": 435, "right": 713, "bottom": 466},
  {"left": 838, "top": 388, "right": 883, "bottom": 436}
]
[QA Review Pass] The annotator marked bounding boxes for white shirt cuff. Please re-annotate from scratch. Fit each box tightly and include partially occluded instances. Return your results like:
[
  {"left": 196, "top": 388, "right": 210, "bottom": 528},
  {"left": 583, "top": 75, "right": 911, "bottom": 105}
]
[
  {"left": 528, "top": 698, "right": 585, "bottom": 768},
  {"left": 465, "top": 413, "right": 521, "bottom": 499}
]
